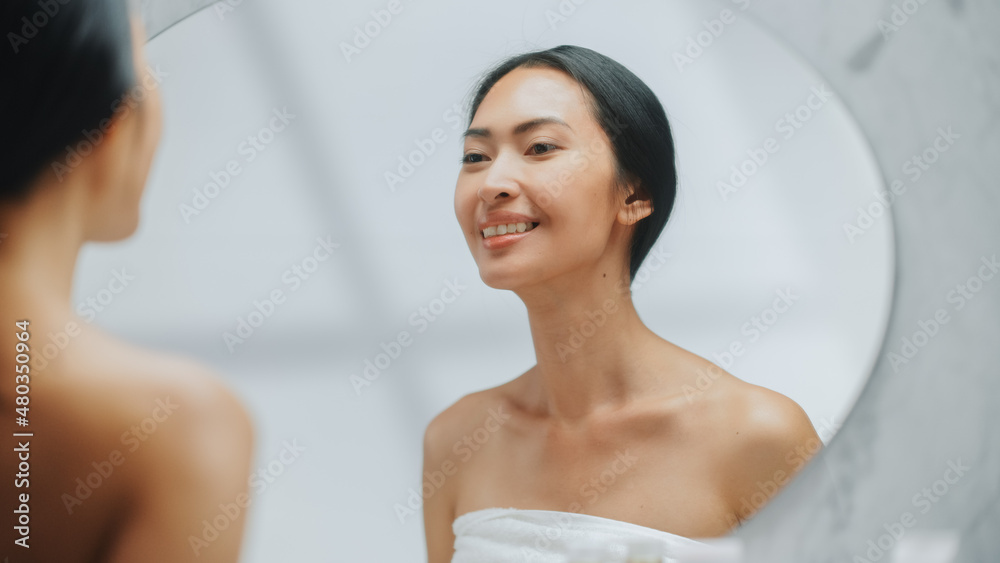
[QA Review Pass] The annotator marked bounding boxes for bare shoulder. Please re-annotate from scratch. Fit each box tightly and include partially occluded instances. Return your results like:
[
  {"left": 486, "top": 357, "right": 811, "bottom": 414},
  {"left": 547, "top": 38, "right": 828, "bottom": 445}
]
[
  {"left": 43, "top": 328, "right": 254, "bottom": 482},
  {"left": 720, "top": 378, "right": 819, "bottom": 455},
  {"left": 14, "top": 326, "right": 255, "bottom": 559},
  {"left": 422, "top": 383, "right": 516, "bottom": 562},
  {"left": 668, "top": 348, "right": 817, "bottom": 450},
  {"left": 689, "top": 362, "right": 822, "bottom": 516},
  {"left": 424, "top": 383, "right": 513, "bottom": 458}
]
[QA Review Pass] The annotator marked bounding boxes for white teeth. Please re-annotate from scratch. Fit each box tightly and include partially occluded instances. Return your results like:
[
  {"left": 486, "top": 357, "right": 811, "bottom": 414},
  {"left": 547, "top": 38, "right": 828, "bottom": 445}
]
[{"left": 482, "top": 222, "right": 537, "bottom": 238}]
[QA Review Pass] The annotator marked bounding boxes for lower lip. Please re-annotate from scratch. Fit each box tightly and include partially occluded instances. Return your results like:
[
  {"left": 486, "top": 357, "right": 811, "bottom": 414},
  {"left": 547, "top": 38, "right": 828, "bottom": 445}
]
[{"left": 481, "top": 227, "right": 536, "bottom": 250}]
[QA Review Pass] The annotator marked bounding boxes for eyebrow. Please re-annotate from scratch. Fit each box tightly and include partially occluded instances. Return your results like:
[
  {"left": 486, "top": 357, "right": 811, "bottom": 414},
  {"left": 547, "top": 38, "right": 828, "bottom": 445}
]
[{"left": 462, "top": 116, "right": 573, "bottom": 140}]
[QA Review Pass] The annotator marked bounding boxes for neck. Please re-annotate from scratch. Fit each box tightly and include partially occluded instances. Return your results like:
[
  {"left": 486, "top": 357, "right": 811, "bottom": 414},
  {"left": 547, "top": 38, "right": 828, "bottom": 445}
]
[
  {"left": 0, "top": 179, "right": 88, "bottom": 314},
  {"left": 516, "top": 266, "right": 668, "bottom": 422}
]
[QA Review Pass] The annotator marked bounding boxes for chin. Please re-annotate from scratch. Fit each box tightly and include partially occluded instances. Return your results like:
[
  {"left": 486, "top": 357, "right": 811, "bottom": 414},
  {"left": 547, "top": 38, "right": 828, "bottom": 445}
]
[
  {"left": 477, "top": 263, "right": 539, "bottom": 291},
  {"left": 479, "top": 274, "right": 514, "bottom": 291},
  {"left": 91, "top": 214, "right": 141, "bottom": 242},
  {"left": 119, "top": 220, "right": 141, "bottom": 240}
]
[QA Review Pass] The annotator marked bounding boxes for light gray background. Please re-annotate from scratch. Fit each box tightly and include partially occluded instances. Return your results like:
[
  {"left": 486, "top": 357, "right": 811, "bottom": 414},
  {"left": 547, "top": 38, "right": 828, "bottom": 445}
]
[{"left": 81, "top": 0, "right": 997, "bottom": 561}]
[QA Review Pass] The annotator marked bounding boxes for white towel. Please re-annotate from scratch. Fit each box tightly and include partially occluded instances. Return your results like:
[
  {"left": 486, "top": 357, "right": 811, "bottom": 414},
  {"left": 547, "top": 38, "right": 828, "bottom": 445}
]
[{"left": 451, "top": 508, "right": 709, "bottom": 562}]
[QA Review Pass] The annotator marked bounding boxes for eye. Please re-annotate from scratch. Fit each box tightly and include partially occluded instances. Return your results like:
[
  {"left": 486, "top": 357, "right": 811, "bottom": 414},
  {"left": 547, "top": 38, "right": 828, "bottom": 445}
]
[
  {"left": 529, "top": 143, "right": 558, "bottom": 156},
  {"left": 462, "top": 153, "right": 488, "bottom": 164}
]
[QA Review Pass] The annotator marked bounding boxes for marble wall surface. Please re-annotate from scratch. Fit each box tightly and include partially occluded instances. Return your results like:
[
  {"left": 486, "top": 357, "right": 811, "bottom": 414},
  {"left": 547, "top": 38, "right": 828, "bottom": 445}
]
[{"left": 733, "top": 1, "right": 1000, "bottom": 561}]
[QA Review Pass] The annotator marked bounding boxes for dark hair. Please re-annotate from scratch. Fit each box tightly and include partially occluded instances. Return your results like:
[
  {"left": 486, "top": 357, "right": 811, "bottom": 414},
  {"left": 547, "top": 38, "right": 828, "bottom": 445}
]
[
  {"left": 468, "top": 45, "right": 677, "bottom": 283},
  {"left": 1, "top": 0, "right": 136, "bottom": 201}
]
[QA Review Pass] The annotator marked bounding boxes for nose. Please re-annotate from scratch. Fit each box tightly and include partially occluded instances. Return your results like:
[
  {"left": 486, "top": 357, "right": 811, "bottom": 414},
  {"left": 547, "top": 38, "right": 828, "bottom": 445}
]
[{"left": 478, "top": 152, "right": 522, "bottom": 201}]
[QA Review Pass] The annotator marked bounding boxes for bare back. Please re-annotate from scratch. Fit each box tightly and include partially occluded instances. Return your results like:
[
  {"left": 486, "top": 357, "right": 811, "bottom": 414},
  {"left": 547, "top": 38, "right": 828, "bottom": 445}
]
[{"left": 0, "top": 306, "right": 254, "bottom": 562}]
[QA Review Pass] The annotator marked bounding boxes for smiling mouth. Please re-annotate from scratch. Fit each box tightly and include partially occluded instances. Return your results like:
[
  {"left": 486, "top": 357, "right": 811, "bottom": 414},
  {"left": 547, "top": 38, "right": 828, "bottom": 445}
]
[{"left": 481, "top": 222, "right": 539, "bottom": 239}]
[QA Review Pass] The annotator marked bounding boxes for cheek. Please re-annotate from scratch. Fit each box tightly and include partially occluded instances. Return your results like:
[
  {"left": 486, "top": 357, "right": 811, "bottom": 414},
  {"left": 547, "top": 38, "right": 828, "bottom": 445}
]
[
  {"left": 454, "top": 176, "right": 477, "bottom": 232},
  {"left": 527, "top": 153, "right": 611, "bottom": 222}
]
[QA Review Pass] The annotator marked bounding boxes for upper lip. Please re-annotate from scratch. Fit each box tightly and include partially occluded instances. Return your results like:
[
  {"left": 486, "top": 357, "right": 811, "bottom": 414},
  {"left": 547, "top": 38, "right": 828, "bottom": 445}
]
[{"left": 477, "top": 211, "right": 540, "bottom": 231}]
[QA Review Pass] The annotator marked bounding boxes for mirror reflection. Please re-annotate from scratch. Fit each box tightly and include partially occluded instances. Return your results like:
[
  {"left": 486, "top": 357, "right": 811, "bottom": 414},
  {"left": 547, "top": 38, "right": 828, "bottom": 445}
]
[{"left": 1, "top": 0, "right": 893, "bottom": 561}]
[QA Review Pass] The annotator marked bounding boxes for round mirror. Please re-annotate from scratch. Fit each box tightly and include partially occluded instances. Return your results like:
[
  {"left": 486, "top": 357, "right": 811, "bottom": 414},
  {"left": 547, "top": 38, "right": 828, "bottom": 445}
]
[{"left": 76, "top": 0, "right": 895, "bottom": 559}]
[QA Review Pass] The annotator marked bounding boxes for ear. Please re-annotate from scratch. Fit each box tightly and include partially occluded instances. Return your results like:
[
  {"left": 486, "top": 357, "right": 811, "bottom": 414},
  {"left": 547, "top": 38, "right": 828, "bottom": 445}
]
[{"left": 617, "top": 188, "right": 652, "bottom": 226}]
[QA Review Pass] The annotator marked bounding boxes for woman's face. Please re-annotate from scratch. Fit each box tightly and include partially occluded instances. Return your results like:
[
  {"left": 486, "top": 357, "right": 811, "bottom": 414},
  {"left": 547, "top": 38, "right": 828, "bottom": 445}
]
[{"left": 455, "top": 66, "right": 637, "bottom": 292}]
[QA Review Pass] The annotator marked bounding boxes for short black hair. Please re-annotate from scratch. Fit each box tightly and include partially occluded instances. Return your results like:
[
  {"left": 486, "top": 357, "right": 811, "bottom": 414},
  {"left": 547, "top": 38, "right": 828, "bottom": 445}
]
[
  {"left": 467, "top": 45, "right": 677, "bottom": 283},
  {"left": 1, "top": 0, "right": 136, "bottom": 201}
]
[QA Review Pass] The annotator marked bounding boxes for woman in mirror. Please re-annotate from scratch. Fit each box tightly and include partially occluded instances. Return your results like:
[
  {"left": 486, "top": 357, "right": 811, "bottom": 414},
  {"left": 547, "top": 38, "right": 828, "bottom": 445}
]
[
  {"left": 423, "top": 45, "right": 822, "bottom": 562},
  {"left": 0, "top": 1, "right": 253, "bottom": 561}
]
